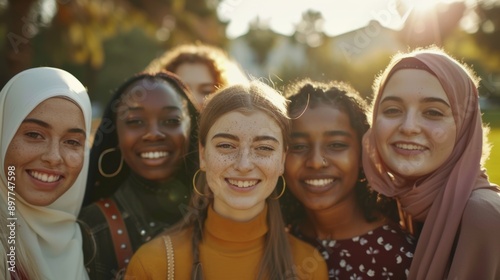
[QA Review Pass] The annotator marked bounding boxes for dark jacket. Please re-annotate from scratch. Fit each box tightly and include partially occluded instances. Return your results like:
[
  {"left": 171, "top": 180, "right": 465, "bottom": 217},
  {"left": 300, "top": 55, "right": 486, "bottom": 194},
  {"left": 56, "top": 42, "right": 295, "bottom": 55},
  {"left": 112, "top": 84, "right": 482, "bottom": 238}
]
[{"left": 78, "top": 173, "right": 190, "bottom": 280}]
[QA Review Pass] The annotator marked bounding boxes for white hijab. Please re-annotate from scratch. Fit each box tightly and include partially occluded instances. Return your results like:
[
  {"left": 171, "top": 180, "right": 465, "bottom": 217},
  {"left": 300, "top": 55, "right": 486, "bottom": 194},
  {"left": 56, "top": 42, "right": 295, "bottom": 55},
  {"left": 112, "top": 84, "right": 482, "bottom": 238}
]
[{"left": 0, "top": 67, "right": 91, "bottom": 280}]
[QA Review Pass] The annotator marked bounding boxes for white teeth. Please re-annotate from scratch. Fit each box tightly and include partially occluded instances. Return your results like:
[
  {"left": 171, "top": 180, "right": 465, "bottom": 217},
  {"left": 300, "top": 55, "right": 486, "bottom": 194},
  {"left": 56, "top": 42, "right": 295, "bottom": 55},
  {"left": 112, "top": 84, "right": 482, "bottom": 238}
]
[
  {"left": 141, "top": 151, "right": 169, "bottom": 159},
  {"left": 29, "top": 171, "right": 60, "bottom": 183},
  {"left": 395, "top": 143, "right": 425, "bottom": 150},
  {"left": 305, "top": 179, "right": 334, "bottom": 187},
  {"left": 228, "top": 179, "right": 258, "bottom": 188}
]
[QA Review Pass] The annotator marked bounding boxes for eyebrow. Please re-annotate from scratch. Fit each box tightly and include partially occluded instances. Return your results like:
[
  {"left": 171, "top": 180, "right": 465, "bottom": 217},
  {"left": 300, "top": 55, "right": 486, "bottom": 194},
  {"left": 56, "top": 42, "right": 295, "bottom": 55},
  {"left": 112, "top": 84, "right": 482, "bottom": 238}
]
[
  {"left": 291, "top": 130, "right": 352, "bottom": 139},
  {"left": 422, "top": 97, "right": 451, "bottom": 107},
  {"left": 380, "top": 96, "right": 450, "bottom": 107},
  {"left": 126, "top": 106, "right": 181, "bottom": 111},
  {"left": 325, "top": 130, "right": 352, "bottom": 137},
  {"left": 23, "top": 118, "right": 86, "bottom": 137},
  {"left": 212, "top": 133, "right": 279, "bottom": 143}
]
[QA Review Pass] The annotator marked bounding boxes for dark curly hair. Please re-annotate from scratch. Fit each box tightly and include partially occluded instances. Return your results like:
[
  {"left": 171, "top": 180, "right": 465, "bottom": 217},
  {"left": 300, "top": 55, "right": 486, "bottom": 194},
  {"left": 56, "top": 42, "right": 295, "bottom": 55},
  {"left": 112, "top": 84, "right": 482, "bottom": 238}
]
[{"left": 281, "top": 78, "right": 399, "bottom": 225}]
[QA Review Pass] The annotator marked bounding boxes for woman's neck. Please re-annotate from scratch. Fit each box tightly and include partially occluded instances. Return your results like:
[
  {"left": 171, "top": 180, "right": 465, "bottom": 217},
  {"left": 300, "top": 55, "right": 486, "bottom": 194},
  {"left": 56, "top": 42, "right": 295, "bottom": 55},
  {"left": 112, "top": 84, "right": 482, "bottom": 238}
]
[
  {"left": 212, "top": 200, "right": 266, "bottom": 222},
  {"left": 126, "top": 172, "right": 190, "bottom": 221},
  {"left": 129, "top": 172, "right": 172, "bottom": 194},
  {"left": 301, "top": 199, "right": 384, "bottom": 241}
]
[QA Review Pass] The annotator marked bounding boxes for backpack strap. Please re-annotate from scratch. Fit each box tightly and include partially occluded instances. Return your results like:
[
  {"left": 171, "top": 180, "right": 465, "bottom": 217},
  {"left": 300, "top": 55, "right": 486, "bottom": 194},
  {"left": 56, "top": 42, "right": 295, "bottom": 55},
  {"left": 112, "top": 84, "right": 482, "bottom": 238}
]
[{"left": 96, "top": 198, "right": 133, "bottom": 270}]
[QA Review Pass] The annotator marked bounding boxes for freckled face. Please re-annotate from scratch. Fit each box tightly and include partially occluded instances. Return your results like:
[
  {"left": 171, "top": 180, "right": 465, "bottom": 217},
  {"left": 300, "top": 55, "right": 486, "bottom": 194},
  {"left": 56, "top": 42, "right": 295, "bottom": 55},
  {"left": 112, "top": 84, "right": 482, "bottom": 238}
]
[
  {"left": 374, "top": 69, "right": 456, "bottom": 179},
  {"left": 4, "top": 98, "right": 86, "bottom": 206},
  {"left": 175, "top": 63, "right": 217, "bottom": 107},
  {"left": 199, "top": 111, "right": 286, "bottom": 221},
  {"left": 115, "top": 80, "right": 191, "bottom": 182},
  {"left": 285, "top": 105, "right": 360, "bottom": 211}
]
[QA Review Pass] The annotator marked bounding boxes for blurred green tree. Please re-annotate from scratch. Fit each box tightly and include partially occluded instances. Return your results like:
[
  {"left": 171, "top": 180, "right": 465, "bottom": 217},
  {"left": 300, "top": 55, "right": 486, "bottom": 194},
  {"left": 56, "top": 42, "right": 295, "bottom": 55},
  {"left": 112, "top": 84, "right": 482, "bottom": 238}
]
[{"left": 0, "top": 0, "right": 226, "bottom": 105}]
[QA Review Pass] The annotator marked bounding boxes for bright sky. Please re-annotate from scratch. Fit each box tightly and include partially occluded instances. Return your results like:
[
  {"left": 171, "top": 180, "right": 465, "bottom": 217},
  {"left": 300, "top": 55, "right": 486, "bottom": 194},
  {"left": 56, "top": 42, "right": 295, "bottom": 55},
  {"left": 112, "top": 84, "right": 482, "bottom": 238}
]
[{"left": 217, "top": 0, "right": 469, "bottom": 38}]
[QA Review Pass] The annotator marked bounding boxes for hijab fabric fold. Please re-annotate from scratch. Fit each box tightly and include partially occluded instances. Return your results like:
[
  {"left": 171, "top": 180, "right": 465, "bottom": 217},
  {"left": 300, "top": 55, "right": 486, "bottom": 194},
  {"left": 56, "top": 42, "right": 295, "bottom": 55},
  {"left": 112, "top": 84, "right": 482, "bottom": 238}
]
[
  {"left": 362, "top": 51, "right": 494, "bottom": 279},
  {"left": 0, "top": 67, "right": 91, "bottom": 280}
]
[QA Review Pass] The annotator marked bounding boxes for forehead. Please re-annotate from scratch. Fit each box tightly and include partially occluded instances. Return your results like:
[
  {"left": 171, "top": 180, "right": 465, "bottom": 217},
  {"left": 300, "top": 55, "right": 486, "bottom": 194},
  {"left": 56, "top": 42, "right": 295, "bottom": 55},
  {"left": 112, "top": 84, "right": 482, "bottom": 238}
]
[
  {"left": 382, "top": 69, "right": 449, "bottom": 102},
  {"left": 208, "top": 110, "right": 282, "bottom": 140},
  {"left": 175, "top": 63, "right": 214, "bottom": 83},
  {"left": 121, "top": 80, "right": 184, "bottom": 107},
  {"left": 24, "top": 97, "right": 85, "bottom": 131},
  {"left": 292, "top": 105, "right": 357, "bottom": 136},
  {"left": 28, "top": 97, "right": 83, "bottom": 118}
]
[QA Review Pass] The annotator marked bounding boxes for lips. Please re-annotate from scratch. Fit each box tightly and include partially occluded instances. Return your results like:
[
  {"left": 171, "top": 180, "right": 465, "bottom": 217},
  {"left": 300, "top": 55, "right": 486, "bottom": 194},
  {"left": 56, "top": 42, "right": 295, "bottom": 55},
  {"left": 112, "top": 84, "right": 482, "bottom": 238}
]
[
  {"left": 28, "top": 170, "right": 62, "bottom": 183},
  {"left": 394, "top": 143, "right": 426, "bottom": 151},
  {"left": 227, "top": 179, "right": 259, "bottom": 188},
  {"left": 140, "top": 151, "right": 169, "bottom": 159},
  {"left": 304, "top": 178, "right": 334, "bottom": 187}
]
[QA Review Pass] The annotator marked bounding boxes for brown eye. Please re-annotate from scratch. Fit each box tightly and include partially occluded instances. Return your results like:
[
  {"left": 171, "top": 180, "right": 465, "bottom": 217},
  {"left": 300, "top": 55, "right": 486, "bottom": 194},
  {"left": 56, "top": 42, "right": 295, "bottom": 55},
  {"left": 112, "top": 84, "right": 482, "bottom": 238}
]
[
  {"left": 161, "top": 117, "right": 182, "bottom": 126},
  {"left": 65, "top": 139, "right": 82, "bottom": 146},
  {"left": 216, "top": 143, "right": 234, "bottom": 149},
  {"left": 26, "top": 132, "right": 43, "bottom": 139},
  {"left": 290, "top": 143, "right": 307, "bottom": 152},
  {"left": 328, "top": 142, "right": 348, "bottom": 150},
  {"left": 424, "top": 110, "right": 444, "bottom": 117},
  {"left": 257, "top": 146, "right": 274, "bottom": 151},
  {"left": 382, "top": 108, "right": 401, "bottom": 116},
  {"left": 125, "top": 119, "right": 144, "bottom": 126}
]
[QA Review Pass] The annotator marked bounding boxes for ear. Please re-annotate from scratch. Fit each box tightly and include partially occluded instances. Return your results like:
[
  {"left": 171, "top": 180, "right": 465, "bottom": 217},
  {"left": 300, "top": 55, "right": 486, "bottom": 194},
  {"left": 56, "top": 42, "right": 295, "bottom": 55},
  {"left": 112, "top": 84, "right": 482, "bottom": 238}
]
[{"left": 199, "top": 142, "right": 206, "bottom": 171}]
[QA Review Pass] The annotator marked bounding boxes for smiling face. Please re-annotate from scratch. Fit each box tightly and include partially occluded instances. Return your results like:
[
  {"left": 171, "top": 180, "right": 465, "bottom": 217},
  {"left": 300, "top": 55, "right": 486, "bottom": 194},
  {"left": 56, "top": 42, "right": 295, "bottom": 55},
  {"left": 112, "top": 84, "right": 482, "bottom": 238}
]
[
  {"left": 199, "top": 110, "right": 286, "bottom": 221},
  {"left": 4, "top": 97, "right": 86, "bottom": 206},
  {"left": 115, "top": 80, "right": 191, "bottom": 182},
  {"left": 285, "top": 104, "right": 360, "bottom": 211},
  {"left": 374, "top": 69, "right": 456, "bottom": 179},
  {"left": 175, "top": 62, "right": 217, "bottom": 107}
]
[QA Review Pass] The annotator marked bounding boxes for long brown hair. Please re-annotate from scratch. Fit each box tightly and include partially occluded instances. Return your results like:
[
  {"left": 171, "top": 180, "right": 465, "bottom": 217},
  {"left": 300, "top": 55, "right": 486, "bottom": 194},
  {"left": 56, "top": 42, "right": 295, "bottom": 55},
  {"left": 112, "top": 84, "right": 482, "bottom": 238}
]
[{"left": 167, "top": 80, "right": 296, "bottom": 279}]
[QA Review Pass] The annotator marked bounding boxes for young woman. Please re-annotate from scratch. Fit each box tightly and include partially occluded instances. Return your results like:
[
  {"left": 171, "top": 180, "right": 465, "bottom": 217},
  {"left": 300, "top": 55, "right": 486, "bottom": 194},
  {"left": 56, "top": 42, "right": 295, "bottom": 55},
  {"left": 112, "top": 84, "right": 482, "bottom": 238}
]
[
  {"left": 363, "top": 46, "right": 500, "bottom": 279},
  {"left": 79, "top": 71, "right": 199, "bottom": 279},
  {"left": 282, "top": 79, "right": 415, "bottom": 279},
  {"left": 0, "top": 67, "right": 91, "bottom": 279},
  {"left": 145, "top": 43, "right": 248, "bottom": 108},
  {"left": 125, "top": 81, "right": 328, "bottom": 279}
]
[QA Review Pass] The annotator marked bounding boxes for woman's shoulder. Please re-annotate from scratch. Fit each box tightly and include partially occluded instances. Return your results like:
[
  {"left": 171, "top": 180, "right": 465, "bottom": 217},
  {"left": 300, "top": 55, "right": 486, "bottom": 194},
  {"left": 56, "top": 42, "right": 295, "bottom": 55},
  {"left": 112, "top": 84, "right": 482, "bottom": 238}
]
[
  {"left": 126, "top": 228, "right": 194, "bottom": 278},
  {"left": 462, "top": 188, "right": 500, "bottom": 229},
  {"left": 78, "top": 202, "right": 107, "bottom": 230},
  {"left": 288, "top": 231, "right": 318, "bottom": 254},
  {"left": 287, "top": 233, "right": 328, "bottom": 279},
  {"left": 135, "top": 227, "right": 193, "bottom": 258},
  {"left": 373, "top": 222, "right": 416, "bottom": 245},
  {"left": 78, "top": 190, "right": 129, "bottom": 231}
]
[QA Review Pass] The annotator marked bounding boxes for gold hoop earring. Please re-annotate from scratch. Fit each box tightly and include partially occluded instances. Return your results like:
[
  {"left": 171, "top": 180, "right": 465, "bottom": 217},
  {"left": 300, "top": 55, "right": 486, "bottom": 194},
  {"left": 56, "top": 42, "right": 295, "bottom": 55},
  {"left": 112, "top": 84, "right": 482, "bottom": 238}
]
[
  {"left": 98, "top": 147, "right": 123, "bottom": 178},
  {"left": 358, "top": 169, "right": 367, "bottom": 183},
  {"left": 271, "top": 175, "right": 286, "bottom": 200},
  {"left": 192, "top": 169, "right": 205, "bottom": 196}
]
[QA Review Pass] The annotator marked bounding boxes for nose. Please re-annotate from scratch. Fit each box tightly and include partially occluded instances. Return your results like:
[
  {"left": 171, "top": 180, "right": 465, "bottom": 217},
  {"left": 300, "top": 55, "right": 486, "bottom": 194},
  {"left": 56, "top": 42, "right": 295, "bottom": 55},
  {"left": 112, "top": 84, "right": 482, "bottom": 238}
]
[
  {"left": 41, "top": 141, "right": 63, "bottom": 166},
  {"left": 234, "top": 148, "right": 254, "bottom": 172},
  {"left": 399, "top": 112, "right": 421, "bottom": 135},
  {"left": 142, "top": 123, "right": 166, "bottom": 141},
  {"left": 305, "top": 146, "right": 325, "bottom": 169}
]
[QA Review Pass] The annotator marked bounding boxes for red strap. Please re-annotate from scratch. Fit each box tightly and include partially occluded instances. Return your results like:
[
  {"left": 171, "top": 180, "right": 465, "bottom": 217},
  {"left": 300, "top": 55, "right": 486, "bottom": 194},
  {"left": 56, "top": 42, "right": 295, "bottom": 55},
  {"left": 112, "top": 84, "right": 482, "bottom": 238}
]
[{"left": 96, "top": 198, "right": 133, "bottom": 269}]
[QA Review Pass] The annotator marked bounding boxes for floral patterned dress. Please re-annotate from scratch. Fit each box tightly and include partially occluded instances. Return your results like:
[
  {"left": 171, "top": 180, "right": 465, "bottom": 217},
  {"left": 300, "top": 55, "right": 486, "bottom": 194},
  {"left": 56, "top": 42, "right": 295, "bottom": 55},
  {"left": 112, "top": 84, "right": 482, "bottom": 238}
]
[{"left": 291, "top": 223, "right": 416, "bottom": 280}]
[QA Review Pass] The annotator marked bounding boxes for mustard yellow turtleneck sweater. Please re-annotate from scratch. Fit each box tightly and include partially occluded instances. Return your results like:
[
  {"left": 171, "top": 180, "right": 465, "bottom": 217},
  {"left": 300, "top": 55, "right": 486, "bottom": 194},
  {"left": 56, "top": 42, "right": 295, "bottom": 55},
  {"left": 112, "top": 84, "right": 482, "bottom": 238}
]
[{"left": 125, "top": 205, "right": 328, "bottom": 279}]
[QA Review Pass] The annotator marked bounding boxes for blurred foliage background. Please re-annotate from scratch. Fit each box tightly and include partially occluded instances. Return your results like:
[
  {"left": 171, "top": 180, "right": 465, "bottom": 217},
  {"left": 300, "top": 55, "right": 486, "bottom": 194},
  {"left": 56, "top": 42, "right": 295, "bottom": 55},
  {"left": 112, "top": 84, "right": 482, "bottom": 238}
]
[{"left": 0, "top": 0, "right": 499, "bottom": 183}]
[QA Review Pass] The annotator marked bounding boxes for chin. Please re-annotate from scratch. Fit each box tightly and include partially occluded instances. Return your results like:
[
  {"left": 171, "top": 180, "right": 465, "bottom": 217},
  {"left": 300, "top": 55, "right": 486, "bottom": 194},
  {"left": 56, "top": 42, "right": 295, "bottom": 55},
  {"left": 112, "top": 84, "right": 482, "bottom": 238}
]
[{"left": 26, "top": 197, "right": 58, "bottom": 207}]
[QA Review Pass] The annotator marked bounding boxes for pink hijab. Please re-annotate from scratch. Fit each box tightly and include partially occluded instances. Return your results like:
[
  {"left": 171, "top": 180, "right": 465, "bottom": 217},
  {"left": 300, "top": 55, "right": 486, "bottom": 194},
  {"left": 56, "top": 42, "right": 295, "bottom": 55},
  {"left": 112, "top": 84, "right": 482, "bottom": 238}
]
[{"left": 362, "top": 49, "right": 496, "bottom": 279}]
